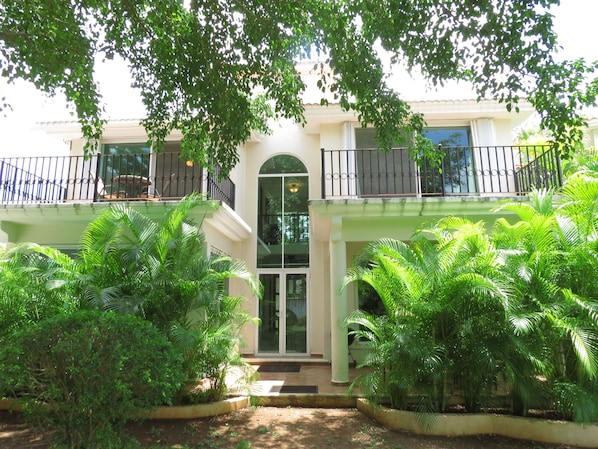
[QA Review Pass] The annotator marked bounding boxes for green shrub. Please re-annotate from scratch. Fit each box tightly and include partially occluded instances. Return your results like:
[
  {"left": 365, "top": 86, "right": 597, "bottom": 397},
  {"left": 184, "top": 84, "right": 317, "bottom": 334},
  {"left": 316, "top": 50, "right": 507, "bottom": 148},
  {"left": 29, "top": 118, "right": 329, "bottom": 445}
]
[
  {"left": 0, "top": 248, "right": 78, "bottom": 345},
  {"left": 0, "top": 310, "right": 184, "bottom": 449},
  {"left": 552, "top": 380, "right": 598, "bottom": 423}
]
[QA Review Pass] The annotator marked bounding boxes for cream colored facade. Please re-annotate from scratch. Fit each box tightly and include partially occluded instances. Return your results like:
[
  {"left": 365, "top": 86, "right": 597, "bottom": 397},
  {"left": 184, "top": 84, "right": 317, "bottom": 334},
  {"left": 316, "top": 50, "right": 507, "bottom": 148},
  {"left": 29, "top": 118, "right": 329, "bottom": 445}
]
[{"left": 0, "top": 98, "right": 541, "bottom": 384}]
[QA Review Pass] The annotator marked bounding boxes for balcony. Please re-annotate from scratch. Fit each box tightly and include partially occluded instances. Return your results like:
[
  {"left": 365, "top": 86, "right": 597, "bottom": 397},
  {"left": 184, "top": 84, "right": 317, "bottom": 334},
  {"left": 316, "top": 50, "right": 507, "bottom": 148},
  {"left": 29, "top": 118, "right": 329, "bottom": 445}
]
[
  {"left": 321, "top": 145, "right": 562, "bottom": 199},
  {"left": 0, "top": 152, "right": 236, "bottom": 209}
]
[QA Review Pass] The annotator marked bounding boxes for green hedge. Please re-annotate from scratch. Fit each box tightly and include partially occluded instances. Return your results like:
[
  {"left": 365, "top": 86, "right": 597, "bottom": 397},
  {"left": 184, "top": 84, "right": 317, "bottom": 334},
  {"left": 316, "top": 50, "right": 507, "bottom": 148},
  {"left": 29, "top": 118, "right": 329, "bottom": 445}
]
[{"left": 0, "top": 310, "right": 184, "bottom": 449}]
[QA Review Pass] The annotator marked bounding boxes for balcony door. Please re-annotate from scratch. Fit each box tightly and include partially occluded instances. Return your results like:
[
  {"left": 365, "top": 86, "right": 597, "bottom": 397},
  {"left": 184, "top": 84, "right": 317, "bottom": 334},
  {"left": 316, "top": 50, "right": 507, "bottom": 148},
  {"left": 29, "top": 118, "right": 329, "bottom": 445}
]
[
  {"left": 96, "top": 141, "right": 205, "bottom": 200},
  {"left": 98, "top": 143, "right": 151, "bottom": 198},
  {"left": 353, "top": 126, "right": 476, "bottom": 196},
  {"left": 257, "top": 155, "right": 309, "bottom": 355},
  {"left": 354, "top": 128, "right": 418, "bottom": 196}
]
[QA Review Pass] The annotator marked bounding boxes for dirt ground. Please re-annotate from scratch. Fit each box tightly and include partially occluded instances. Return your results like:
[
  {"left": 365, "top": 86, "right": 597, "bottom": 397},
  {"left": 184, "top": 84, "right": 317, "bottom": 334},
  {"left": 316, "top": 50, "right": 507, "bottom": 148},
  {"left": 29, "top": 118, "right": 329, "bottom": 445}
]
[{"left": 0, "top": 407, "right": 585, "bottom": 449}]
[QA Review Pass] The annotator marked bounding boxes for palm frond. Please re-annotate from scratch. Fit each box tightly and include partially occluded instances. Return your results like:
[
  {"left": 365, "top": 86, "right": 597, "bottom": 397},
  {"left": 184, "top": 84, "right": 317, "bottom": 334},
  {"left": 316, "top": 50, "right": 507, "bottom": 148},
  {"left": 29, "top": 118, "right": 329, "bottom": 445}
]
[{"left": 547, "top": 313, "right": 598, "bottom": 378}]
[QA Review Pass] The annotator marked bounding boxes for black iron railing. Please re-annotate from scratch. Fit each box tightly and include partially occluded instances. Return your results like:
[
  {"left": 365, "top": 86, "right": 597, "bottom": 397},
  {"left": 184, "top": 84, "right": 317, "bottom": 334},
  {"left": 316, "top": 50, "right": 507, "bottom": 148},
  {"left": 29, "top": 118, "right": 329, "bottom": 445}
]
[
  {"left": 206, "top": 164, "right": 236, "bottom": 211},
  {"left": 0, "top": 158, "right": 67, "bottom": 203},
  {"left": 0, "top": 152, "right": 236, "bottom": 209},
  {"left": 321, "top": 145, "right": 562, "bottom": 199}
]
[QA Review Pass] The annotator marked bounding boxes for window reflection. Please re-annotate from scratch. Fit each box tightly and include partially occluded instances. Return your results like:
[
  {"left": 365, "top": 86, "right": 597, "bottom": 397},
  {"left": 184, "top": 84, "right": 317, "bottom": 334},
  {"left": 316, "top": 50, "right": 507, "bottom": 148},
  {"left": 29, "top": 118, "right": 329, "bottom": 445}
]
[{"left": 257, "top": 156, "right": 309, "bottom": 268}]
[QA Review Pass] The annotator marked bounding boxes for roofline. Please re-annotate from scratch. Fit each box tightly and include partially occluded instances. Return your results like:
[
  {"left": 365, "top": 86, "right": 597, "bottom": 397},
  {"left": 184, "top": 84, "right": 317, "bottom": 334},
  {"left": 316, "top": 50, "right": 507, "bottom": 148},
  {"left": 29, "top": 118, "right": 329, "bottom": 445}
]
[{"left": 39, "top": 98, "right": 535, "bottom": 138}]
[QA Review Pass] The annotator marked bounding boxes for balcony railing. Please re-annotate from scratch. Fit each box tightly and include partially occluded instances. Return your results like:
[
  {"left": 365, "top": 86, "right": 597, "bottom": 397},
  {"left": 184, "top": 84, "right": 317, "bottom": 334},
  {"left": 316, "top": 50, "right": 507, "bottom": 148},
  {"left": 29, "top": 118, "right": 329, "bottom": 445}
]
[
  {"left": 0, "top": 152, "right": 236, "bottom": 209},
  {"left": 321, "top": 145, "right": 562, "bottom": 199}
]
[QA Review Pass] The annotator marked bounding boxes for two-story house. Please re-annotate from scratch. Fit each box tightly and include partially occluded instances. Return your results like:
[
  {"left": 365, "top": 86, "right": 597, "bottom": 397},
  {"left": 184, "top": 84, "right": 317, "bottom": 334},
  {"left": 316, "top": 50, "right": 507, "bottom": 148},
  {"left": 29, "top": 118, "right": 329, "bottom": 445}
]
[{"left": 0, "top": 83, "right": 562, "bottom": 384}]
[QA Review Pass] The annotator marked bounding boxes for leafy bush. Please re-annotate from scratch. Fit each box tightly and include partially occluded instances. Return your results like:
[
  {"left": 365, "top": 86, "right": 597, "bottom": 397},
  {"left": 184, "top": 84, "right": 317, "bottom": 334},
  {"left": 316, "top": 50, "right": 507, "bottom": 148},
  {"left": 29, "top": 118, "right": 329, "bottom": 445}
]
[
  {"left": 0, "top": 310, "right": 184, "bottom": 449},
  {"left": 0, "top": 247, "right": 79, "bottom": 344},
  {"left": 1, "top": 196, "right": 261, "bottom": 404}
]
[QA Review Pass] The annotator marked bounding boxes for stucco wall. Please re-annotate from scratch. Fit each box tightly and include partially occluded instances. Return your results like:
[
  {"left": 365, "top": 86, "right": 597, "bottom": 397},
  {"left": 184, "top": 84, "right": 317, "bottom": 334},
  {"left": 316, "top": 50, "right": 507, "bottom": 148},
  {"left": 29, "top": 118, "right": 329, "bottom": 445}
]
[{"left": 237, "top": 119, "right": 327, "bottom": 357}]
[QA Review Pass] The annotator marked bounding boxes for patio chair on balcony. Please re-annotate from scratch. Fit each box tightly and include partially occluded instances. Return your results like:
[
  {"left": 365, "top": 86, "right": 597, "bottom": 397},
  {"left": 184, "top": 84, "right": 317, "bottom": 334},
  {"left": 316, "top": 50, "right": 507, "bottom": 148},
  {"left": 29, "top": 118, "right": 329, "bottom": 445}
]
[{"left": 96, "top": 177, "right": 127, "bottom": 200}]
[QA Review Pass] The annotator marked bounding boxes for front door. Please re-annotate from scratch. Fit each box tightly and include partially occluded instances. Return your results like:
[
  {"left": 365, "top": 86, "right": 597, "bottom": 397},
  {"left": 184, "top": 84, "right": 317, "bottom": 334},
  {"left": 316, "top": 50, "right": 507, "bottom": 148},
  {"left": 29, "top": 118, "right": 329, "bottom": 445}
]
[{"left": 258, "top": 271, "right": 308, "bottom": 354}]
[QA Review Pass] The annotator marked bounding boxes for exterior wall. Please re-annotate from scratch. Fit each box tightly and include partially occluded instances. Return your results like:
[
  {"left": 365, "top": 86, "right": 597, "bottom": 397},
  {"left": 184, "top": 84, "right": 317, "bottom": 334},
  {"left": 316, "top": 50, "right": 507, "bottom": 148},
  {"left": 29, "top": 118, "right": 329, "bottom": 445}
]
[
  {"left": 238, "top": 119, "right": 325, "bottom": 356},
  {"left": 203, "top": 221, "right": 238, "bottom": 257},
  {"left": 8, "top": 222, "right": 88, "bottom": 246},
  {"left": 318, "top": 123, "right": 346, "bottom": 153},
  {"left": 70, "top": 139, "right": 85, "bottom": 156},
  {"left": 229, "top": 142, "right": 248, "bottom": 219},
  {"left": 492, "top": 119, "right": 517, "bottom": 146}
]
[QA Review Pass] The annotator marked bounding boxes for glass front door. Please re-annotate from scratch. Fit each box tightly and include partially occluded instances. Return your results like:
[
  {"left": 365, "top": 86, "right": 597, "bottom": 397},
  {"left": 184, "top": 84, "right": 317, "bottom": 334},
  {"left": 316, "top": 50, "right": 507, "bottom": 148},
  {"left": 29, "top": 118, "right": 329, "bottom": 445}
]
[{"left": 258, "top": 272, "right": 308, "bottom": 354}]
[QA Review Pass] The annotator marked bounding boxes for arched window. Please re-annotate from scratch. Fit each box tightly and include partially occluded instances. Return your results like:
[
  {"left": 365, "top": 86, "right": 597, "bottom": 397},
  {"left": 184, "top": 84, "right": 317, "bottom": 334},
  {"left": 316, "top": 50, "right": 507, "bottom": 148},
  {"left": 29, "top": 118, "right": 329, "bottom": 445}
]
[{"left": 257, "top": 155, "right": 309, "bottom": 268}]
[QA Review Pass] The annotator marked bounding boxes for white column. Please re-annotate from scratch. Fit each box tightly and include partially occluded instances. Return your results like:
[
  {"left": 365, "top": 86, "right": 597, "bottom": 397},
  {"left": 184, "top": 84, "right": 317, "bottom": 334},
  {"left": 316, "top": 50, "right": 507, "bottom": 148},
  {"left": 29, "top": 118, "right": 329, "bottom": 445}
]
[
  {"left": 329, "top": 217, "right": 349, "bottom": 384},
  {"left": 0, "top": 222, "right": 14, "bottom": 250}
]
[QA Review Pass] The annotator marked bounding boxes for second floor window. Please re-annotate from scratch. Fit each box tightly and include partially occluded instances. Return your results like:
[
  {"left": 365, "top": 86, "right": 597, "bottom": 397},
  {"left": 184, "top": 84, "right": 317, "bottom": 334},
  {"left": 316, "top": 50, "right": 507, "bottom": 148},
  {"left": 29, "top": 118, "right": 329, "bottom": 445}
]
[
  {"left": 257, "top": 155, "right": 309, "bottom": 268},
  {"left": 354, "top": 126, "right": 475, "bottom": 195},
  {"left": 99, "top": 143, "right": 151, "bottom": 198}
]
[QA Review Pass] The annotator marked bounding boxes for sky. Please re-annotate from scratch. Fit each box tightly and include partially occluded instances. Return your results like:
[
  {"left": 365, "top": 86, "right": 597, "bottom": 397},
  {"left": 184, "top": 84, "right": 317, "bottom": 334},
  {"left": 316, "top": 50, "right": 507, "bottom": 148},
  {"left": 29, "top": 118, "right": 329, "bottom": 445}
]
[{"left": 0, "top": 0, "right": 597, "bottom": 157}]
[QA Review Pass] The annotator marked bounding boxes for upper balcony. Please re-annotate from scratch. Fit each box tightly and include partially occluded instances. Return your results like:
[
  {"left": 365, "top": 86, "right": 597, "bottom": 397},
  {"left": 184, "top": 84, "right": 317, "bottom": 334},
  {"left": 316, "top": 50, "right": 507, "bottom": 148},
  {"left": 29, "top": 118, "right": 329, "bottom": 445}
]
[
  {"left": 0, "top": 145, "right": 562, "bottom": 210},
  {"left": 0, "top": 152, "right": 235, "bottom": 209},
  {"left": 321, "top": 145, "right": 562, "bottom": 199}
]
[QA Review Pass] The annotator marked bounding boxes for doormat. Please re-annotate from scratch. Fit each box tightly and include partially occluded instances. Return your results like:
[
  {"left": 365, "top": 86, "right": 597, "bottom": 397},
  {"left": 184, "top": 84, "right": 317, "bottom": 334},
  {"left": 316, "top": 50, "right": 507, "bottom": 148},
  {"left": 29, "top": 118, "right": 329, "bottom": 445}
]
[
  {"left": 278, "top": 385, "right": 318, "bottom": 394},
  {"left": 257, "top": 364, "right": 301, "bottom": 373}
]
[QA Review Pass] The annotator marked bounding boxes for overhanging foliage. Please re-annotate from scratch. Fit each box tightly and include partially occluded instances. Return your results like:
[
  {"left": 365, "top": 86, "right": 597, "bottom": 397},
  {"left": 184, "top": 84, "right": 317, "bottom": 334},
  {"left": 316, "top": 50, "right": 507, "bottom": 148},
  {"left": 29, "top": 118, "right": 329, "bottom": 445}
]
[{"left": 1, "top": 1, "right": 597, "bottom": 173}]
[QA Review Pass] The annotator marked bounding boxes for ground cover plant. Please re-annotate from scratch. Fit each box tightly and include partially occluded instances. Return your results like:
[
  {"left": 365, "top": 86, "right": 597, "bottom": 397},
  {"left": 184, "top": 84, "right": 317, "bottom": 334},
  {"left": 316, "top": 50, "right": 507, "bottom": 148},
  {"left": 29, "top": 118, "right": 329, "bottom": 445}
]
[{"left": 345, "top": 167, "right": 598, "bottom": 422}]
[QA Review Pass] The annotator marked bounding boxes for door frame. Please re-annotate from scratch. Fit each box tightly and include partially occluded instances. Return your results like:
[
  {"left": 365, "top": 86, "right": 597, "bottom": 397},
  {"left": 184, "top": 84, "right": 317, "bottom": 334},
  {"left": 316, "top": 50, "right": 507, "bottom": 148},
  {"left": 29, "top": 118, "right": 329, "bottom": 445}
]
[{"left": 256, "top": 268, "right": 310, "bottom": 356}]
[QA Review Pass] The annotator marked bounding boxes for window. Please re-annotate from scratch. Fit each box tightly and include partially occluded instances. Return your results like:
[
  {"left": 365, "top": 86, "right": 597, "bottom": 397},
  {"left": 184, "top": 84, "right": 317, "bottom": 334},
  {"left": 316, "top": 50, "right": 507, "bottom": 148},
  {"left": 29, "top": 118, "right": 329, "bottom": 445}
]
[
  {"left": 422, "top": 127, "right": 475, "bottom": 194},
  {"left": 98, "top": 143, "right": 151, "bottom": 198},
  {"left": 257, "top": 155, "right": 309, "bottom": 268}
]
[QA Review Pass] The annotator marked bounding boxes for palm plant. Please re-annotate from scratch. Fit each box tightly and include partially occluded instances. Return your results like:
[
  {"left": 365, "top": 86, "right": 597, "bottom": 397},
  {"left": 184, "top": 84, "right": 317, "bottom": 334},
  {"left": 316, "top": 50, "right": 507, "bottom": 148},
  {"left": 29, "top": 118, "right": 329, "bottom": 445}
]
[
  {"left": 74, "top": 195, "right": 261, "bottom": 398},
  {"left": 344, "top": 217, "right": 512, "bottom": 412},
  {"left": 421, "top": 218, "right": 514, "bottom": 412},
  {"left": 552, "top": 172, "right": 598, "bottom": 421},
  {"left": 2, "top": 195, "right": 261, "bottom": 401},
  {"left": 491, "top": 192, "right": 560, "bottom": 415},
  {"left": 493, "top": 183, "right": 598, "bottom": 421},
  {"left": 0, "top": 244, "right": 79, "bottom": 343}
]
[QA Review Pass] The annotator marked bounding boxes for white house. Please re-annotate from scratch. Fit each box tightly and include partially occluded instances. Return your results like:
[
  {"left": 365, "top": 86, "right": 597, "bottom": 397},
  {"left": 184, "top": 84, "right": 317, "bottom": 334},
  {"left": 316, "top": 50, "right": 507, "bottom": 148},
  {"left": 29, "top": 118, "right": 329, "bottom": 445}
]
[{"left": 0, "top": 78, "right": 562, "bottom": 384}]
